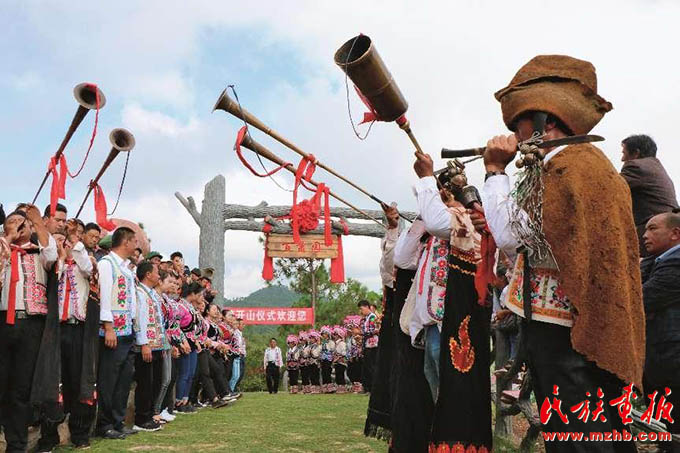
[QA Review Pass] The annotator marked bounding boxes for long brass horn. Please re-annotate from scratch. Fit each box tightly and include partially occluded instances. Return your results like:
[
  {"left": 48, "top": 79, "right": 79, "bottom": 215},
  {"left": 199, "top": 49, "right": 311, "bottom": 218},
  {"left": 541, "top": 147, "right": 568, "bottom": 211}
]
[
  {"left": 237, "top": 133, "right": 384, "bottom": 227},
  {"left": 32, "top": 83, "right": 107, "bottom": 204},
  {"left": 75, "top": 128, "right": 135, "bottom": 219},
  {"left": 214, "top": 89, "right": 410, "bottom": 221},
  {"left": 334, "top": 34, "right": 424, "bottom": 154}
]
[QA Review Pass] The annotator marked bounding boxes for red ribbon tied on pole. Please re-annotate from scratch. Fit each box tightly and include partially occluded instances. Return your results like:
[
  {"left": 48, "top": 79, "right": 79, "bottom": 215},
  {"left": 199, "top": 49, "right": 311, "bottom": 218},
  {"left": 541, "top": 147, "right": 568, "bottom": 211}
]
[{"left": 92, "top": 182, "right": 117, "bottom": 232}]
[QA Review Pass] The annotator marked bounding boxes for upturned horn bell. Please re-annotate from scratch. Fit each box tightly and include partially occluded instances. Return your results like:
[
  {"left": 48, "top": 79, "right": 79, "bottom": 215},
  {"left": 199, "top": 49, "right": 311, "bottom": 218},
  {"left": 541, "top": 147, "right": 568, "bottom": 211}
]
[
  {"left": 74, "top": 82, "right": 107, "bottom": 110},
  {"left": 334, "top": 34, "right": 408, "bottom": 122},
  {"left": 109, "top": 128, "right": 135, "bottom": 152}
]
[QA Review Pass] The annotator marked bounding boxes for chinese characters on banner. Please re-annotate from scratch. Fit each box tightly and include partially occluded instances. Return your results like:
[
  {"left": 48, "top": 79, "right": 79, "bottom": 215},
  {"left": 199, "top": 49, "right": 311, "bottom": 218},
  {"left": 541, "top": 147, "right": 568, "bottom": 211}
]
[{"left": 225, "top": 307, "right": 315, "bottom": 325}]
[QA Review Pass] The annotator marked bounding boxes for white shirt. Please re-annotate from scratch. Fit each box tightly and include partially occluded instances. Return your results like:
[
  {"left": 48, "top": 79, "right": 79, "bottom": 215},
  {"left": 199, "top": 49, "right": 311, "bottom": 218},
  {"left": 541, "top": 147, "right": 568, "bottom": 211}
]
[
  {"left": 394, "top": 220, "right": 427, "bottom": 270},
  {"left": 481, "top": 146, "right": 566, "bottom": 260},
  {"left": 379, "top": 227, "right": 399, "bottom": 288},
  {"left": 264, "top": 346, "right": 283, "bottom": 367},
  {"left": 0, "top": 235, "right": 57, "bottom": 312},
  {"left": 98, "top": 251, "right": 143, "bottom": 343},
  {"left": 415, "top": 177, "right": 453, "bottom": 240}
]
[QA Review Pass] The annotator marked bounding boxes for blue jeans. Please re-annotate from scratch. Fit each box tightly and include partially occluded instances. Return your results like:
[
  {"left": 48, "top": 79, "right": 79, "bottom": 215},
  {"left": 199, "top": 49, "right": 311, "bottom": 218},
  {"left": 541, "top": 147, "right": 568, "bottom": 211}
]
[
  {"left": 176, "top": 351, "right": 197, "bottom": 402},
  {"left": 423, "top": 325, "right": 440, "bottom": 402},
  {"left": 229, "top": 357, "right": 241, "bottom": 392}
]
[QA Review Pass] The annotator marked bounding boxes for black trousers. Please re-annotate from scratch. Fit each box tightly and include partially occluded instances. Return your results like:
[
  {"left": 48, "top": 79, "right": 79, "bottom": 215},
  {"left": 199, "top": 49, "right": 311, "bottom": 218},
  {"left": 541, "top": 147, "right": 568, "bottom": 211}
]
[
  {"left": 321, "top": 360, "right": 333, "bottom": 385},
  {"left": 96, "top": 335, "right": 134, "bottom": 433},
  {"left": 0, "top": 314, "right": 45, "bottom": 453},
  {"left": 134, "top": 350, "right": 163, "bottom": 426},
  {"left": 225, "top": 356, "right": 234, "bottom": 383},
  {"left": 347, "top": 359, "right": 362, "bottom": 383},
  {"left": 527, "top": 321, "right": 637, "bottom": 453},
  {"left": 300, "top": 364, "right": 310, "bottom": 385},
  {"left": 334, "top": 364, "right": 347, "bottom": 385},
  {"left": 266, "top": 363, "right": 280, "bottom": 393},
  {"left": 309, "top": 364, "right": 320, "bottom": 386},
  {"left": 38, "top": 323, "right": 96, "bottom": 449},
  {"left": 362, "top": 347, "right": 378, "bottom": 392},
  {"left": 288, "top": 368, "right": 299, "bottom": 386},
  {"left": 209, "top": 353, "right": 230, "bottom": 398},
  {"left": 162, "top": 357, "right": 178, "bottom": 413},
  {"left": 192, "top": 350, "right": 218, "bottom": 402}
]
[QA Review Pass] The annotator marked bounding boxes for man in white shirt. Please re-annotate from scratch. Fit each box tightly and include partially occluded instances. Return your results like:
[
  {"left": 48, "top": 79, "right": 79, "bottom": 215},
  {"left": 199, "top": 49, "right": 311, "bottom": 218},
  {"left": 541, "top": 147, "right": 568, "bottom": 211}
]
[
  {"left": 263, "top": 338, "right": 283, "bottom": 394},
  {"left": 95, "top": 226, "right": 147, "bottom": 440},
  {"left": 38, "top": 215, "right": 98, "bottom": 451},
  {"left": 0, "top": 205, "right": 57, "bottom": 453}
]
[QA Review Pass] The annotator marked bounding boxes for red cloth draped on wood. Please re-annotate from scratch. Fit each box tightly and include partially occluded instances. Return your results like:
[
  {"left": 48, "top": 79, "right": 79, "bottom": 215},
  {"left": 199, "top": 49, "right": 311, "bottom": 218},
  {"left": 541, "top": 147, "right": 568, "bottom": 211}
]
[{"left": 233, "top": 125, "right": 345, "bottom": 283}]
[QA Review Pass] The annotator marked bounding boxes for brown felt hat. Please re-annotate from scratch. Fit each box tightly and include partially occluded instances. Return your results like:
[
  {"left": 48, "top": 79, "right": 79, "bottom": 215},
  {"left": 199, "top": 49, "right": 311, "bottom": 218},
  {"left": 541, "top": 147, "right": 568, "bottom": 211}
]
[{"left": 494, "top": 55, "right": 613, "bottom": 135}]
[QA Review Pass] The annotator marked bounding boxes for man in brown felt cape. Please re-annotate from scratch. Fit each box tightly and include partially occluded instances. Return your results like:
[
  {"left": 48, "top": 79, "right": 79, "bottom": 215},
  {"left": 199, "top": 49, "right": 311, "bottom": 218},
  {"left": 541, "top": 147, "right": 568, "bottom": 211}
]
[{"left": 481, "top": 55, "right": 645, "bottom": 452}]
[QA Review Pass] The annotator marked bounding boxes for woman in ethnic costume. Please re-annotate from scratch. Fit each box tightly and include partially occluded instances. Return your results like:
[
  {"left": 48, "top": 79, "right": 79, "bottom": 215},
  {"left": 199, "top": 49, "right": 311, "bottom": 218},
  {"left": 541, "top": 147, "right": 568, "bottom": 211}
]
[{"left": 285, "top": 334, "right": 301, "bottom": 394}]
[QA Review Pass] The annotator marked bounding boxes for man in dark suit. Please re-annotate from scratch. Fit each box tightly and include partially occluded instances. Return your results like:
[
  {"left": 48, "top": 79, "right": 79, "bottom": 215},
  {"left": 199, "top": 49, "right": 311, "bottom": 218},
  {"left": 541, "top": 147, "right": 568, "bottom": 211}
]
[
  {"left": 621, "top": 134, "right": 678, "bottom": 256},
  {"left": 641, "top": 210, "right": 680, "bottom": 451}
]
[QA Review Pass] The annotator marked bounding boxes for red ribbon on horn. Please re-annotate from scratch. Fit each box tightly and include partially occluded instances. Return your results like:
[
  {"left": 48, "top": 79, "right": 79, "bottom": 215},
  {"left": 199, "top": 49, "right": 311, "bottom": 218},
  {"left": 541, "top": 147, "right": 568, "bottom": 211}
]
[
  {"left": 48, "top": 154, "right": 68, "bottom": 217},
  {"left": 92, "top": 182, "right": 117, "bottom": 232}
]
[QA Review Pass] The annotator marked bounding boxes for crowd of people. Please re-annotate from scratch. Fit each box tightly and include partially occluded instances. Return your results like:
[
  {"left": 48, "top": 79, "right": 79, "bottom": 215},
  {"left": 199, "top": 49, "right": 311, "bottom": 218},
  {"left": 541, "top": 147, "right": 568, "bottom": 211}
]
[
  {"left": 363, "top": 55, "right": 680, "bottom": 453},
  {"left": 0, "top": 203, "right": 249, "bottom": 452},
  {"left": 260, "top": 301, "right": 381, "bottom": 395}
]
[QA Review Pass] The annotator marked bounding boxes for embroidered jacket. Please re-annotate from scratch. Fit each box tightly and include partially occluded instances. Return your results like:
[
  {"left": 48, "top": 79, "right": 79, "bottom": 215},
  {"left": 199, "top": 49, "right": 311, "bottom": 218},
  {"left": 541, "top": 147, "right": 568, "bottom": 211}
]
[
  {"left": 481, "top": 170, "right": 573, "bottom": 327},
  {"left": 333, "top": 339, "right": 347, "bottom": 366},
  {"left": 286, "top": 345, "right": 301, "bottom": 370},
  {"left": 135, "top": 284, "right": 169, "bottom": 351},
  {"left": 347, "top": 335, "right": 363, "bottom": 361},
  {"left": 299, "top": 343, "right": 311, "bottom": 366},
  {"left": 161, "top": 293, "right": 187, "bottom": 347},
  {"left": 309, "top": 343, "right": 321, "bottom": 366},
  {"left": 98, "top": 252, "right": 143, "bottom": 340},
  {"left": 362, "top": 313, "right": 379, "bottom": 349},
  {"left": 505, "top": 253, "right": 573, "bottom": 327},
  {"left": 0, "top": 236, "right": 57, "bottom": 316},
  {"left": 320, "top": 338, "right": 335, "bottom": 362}
]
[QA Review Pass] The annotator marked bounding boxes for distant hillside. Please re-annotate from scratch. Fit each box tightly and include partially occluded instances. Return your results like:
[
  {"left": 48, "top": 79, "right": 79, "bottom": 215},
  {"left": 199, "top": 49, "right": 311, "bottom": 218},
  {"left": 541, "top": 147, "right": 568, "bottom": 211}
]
[{"left": 224, "top": 284, "right": 300, "bottom": 308}]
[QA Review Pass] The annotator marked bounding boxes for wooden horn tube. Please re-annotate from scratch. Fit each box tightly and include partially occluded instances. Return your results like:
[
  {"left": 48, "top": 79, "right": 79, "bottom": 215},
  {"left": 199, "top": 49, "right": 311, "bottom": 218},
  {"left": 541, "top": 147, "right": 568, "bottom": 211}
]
[
  {"left": 74, "top": 128, "right": 135, "bottom": 219},
  {"left": 32, "top": 83, "right": 107, "bottom": 204},
  {"left": 238, "top": 134, "right": 385, "bottom": 227},
  {"left": 214, "top": 89, "right": 405, "bottom": 215}
]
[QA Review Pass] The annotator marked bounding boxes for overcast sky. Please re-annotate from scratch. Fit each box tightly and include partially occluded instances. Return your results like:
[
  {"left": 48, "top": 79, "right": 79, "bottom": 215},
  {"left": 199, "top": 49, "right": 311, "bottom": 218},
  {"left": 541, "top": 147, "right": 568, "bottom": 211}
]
[{"left": 2, "top": 1, "right": 679, "bottom": 297}]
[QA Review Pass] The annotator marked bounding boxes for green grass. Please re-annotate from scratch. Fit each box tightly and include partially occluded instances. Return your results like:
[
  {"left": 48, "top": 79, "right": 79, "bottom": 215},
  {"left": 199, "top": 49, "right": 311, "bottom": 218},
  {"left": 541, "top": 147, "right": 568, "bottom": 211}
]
[{"left": 57, "top": 393, "right": 386, "bottom": 453}]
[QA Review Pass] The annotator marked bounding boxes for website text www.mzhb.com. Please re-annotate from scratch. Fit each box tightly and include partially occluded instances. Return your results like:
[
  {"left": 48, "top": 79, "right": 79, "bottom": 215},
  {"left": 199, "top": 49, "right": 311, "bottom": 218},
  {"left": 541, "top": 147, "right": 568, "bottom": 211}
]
[{"left": 542, "top": 430, "right": 672, "bottom": 442}]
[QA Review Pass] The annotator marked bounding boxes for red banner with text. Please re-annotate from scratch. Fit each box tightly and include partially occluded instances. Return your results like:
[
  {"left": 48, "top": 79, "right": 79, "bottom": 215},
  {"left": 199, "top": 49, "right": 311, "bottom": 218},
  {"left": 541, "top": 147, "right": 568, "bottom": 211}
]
[{"left": 225, "top": 307, "right": 315, "bottom": 325}]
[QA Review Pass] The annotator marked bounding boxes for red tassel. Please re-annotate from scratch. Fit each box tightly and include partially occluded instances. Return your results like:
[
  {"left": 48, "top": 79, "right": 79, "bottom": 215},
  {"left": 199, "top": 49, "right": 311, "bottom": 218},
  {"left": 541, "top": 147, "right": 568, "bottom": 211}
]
[
  {"left": 262, "top": 225, "right": 274, "bottom": 281},
  {"left": 474, "top": 230, "right": 497, "bottom": 305},
  {"left": 330, "top": 235, "right": 345, "bottom": 284},
  {"left": 92, "top": 183, "right": 117, "bottom": 232}
]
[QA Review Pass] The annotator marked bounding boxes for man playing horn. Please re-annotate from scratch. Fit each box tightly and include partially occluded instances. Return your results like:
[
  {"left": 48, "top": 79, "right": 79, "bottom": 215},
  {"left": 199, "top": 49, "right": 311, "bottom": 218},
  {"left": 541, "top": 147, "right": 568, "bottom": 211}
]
[{"left": 481, "top": 55, "right": 643, "bottom": 452}]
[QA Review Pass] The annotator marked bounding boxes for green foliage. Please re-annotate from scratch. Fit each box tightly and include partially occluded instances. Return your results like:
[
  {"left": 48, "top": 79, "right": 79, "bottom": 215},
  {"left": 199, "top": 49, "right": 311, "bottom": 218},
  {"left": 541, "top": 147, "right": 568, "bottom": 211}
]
[{"left": 223, "top": 284, "right": 299, "bottom": 308}]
